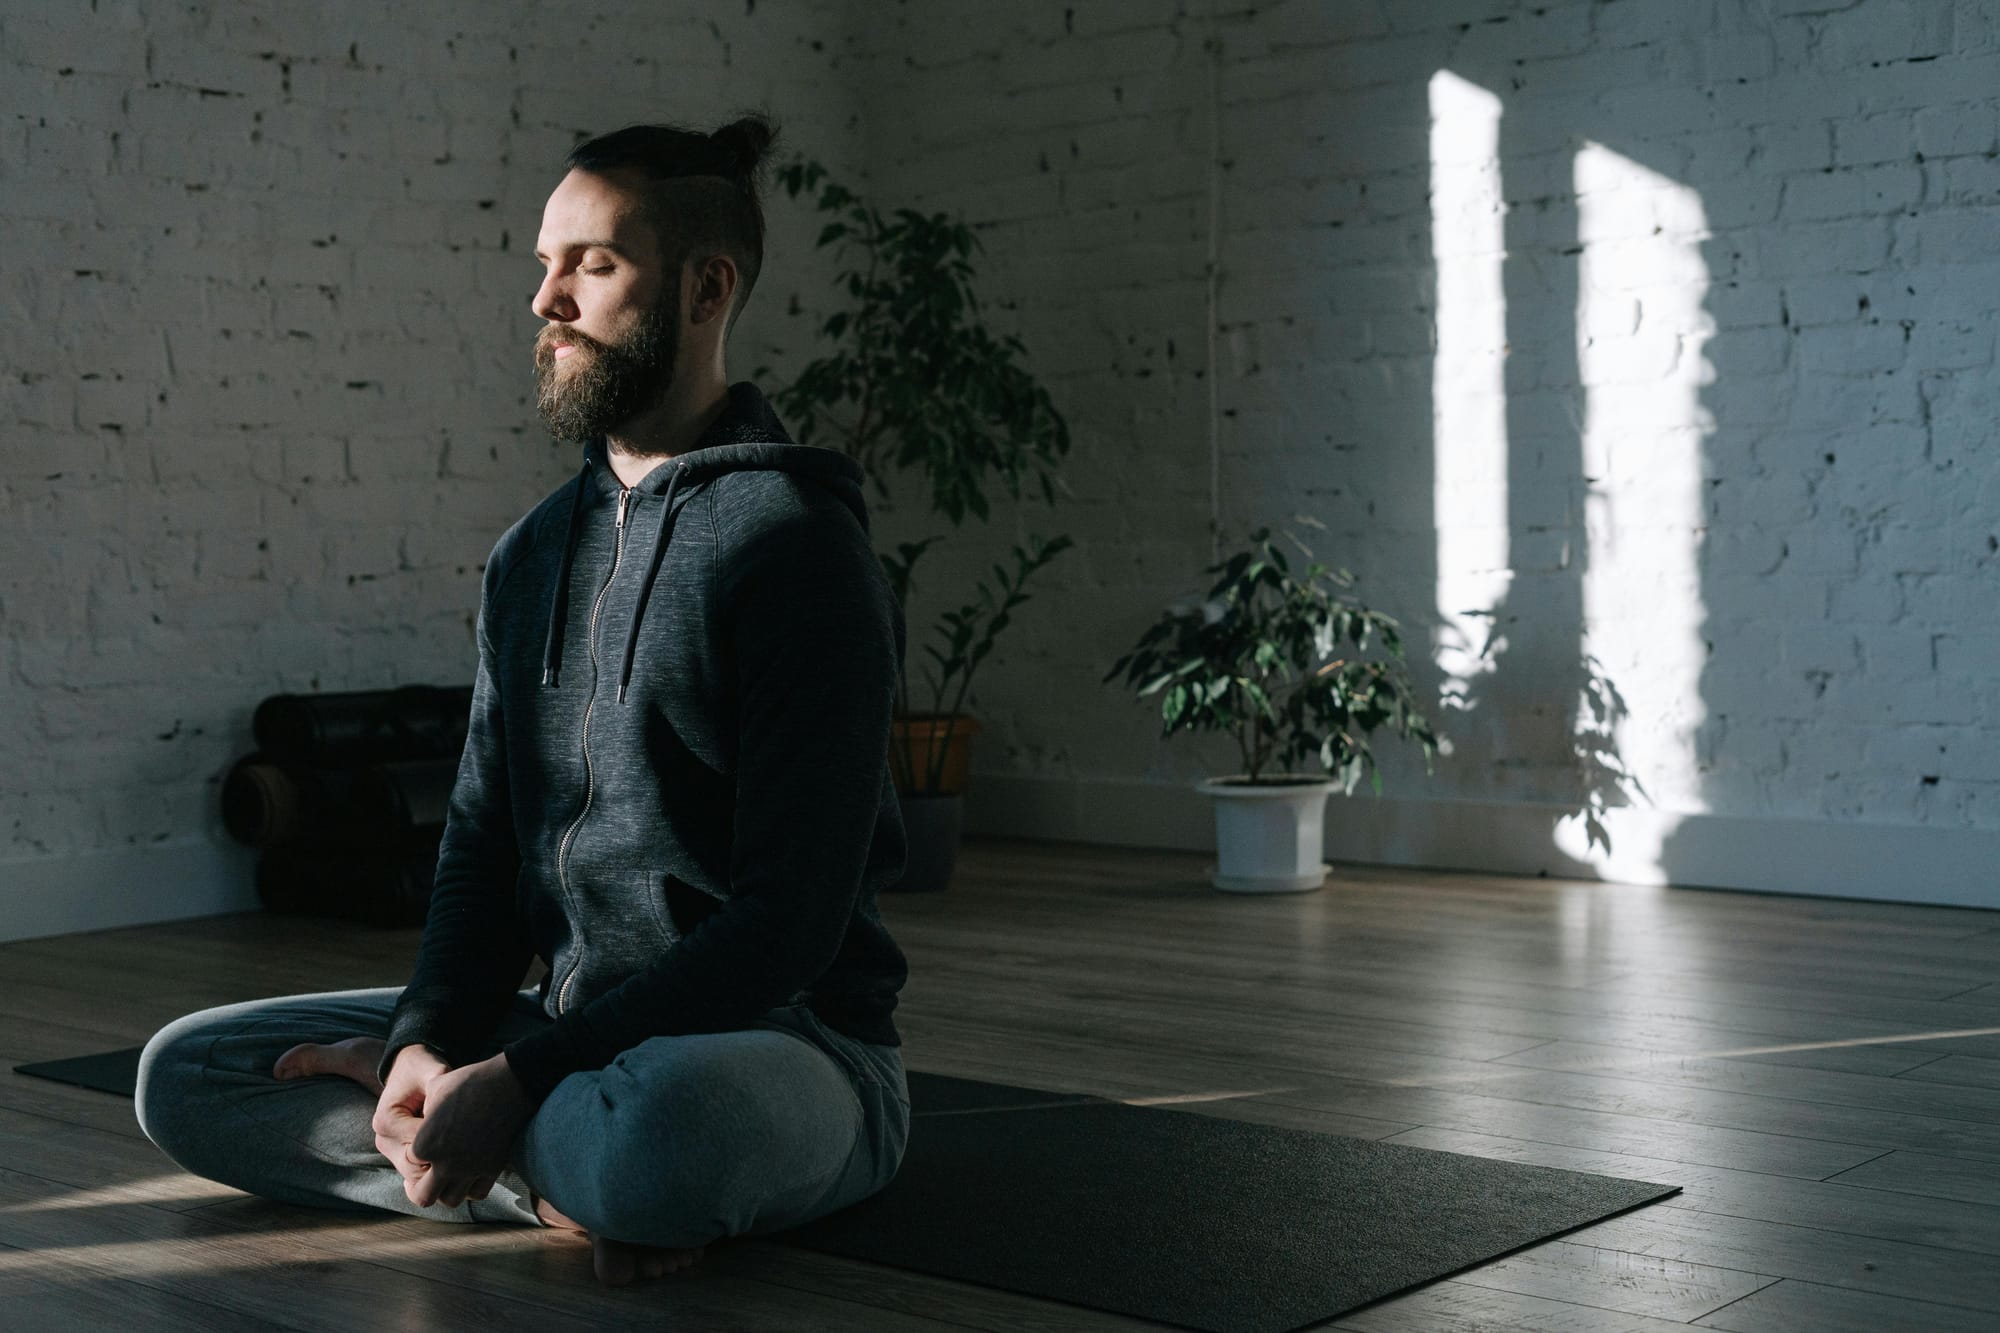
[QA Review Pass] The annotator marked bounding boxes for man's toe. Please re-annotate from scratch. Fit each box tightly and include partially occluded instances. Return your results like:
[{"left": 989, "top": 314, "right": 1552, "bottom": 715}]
[{"left": 592, "top": 1235, "right": 638, "bottom": 1286}]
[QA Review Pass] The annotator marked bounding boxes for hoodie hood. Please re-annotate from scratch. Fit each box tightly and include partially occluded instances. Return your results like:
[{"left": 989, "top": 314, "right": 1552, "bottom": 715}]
[{"left": 539, "top": 380, "right": 870, "bottom": 701}]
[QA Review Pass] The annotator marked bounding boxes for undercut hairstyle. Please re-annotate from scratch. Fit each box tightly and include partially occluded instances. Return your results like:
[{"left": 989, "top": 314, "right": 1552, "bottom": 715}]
[{"left": 564, "top": 113, "right": 780, "bottom": 339}]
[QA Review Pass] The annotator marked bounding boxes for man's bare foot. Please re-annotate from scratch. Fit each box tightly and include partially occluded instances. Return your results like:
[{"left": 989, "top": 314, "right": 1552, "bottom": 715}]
[
  {"left": 273, "top": 1036, "right": 387, "bottom": 1095},
  {"left": 533, "top": 1193, "right": 706, "bottom": 1286},
  {"left": 591, "top": 1234, "right": 706, "bottom": 1286},
  {"left": 533, "top": 1193, "right": 586, "bottom": 1230}
]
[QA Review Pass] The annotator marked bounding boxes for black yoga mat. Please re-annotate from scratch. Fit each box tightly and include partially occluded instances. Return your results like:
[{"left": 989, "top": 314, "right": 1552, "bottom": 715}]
[
  {"left": 14, "top": 1046, "right": 142, "bottom": 1096},
  {"left": 16, "top": 1052, "right": 1678, "bottom": 1332},
  {"left": 775, "top": 1074, "right": 1679, "bottom": 1333}
]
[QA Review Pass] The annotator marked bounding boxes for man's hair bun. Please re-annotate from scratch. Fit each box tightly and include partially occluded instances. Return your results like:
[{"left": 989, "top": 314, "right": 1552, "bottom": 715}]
[
  {"left": 708, "top": 114, "right": 778, "bottom": 183},
  {"left": 560, "top": 111, "right": 782, "bottom": 339}
]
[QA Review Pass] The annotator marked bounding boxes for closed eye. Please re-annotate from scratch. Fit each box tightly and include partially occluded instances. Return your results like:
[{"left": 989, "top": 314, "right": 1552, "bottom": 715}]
[{"left": 583, "top": 266, "right": 614, "bottom": 275}]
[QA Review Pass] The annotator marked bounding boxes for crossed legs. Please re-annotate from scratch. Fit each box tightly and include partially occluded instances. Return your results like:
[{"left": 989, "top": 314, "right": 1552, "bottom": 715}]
[
  {"left": 137, "top": 986, "right": 902, "bottom": 1287},
  {"left": 268, "top": 1032, "right": 703, "bottom": 1284}
]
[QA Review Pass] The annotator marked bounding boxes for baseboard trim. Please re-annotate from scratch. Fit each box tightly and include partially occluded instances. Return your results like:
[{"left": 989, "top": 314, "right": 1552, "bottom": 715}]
[
  {"left": 8, "top": 784, "right": 1991, "bottom": 942},
  {"left": 962, "top": 774, "right": 2000, "bottom": 911},
  {"left": 0, "top": 840, "right": 259, "bottom": 943}
]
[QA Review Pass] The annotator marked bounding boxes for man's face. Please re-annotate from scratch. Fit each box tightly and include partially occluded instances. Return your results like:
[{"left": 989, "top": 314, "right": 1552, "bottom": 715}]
[{"left": 530, "top": 168, "right": 681, "bottom": 441}]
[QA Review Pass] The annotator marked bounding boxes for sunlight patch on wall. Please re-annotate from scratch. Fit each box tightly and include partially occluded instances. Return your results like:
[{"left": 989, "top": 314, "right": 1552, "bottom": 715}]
[
  {"left": 1560, "top": 141, "right": 1716, "bottom": 870},
  {"left": 1428, "top": 70, "right": 1510, "bottom": 718}
]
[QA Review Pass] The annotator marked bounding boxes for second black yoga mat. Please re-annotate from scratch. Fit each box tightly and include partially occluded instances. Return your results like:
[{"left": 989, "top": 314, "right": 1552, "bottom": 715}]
[
  {"left": 774, "top": 1070, "right": 1680, "bottom": 1333},
  {"left": 15, "top": 1053, "right": 1679, "bottom": 1332}
]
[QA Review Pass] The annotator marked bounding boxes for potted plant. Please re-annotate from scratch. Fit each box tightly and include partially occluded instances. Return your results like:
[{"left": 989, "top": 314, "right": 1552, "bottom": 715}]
[
  {"left": 756, "top": 159, "right": 1075, "bottom": 890},
  {"left": 876, "top": 531, "right": 1071, "bottom": 890},
  {"left": 1103, "top": 520, "right": 1441, "bottom": 893}
]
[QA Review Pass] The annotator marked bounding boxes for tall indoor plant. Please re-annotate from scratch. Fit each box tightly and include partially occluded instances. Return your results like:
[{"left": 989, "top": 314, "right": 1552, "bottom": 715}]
[
  {"left": 757, "top": 158, "right": 1075, "bottom": 890},
  {"left": 1104, "top": 520, "right": 1441, "bottom": 893}
]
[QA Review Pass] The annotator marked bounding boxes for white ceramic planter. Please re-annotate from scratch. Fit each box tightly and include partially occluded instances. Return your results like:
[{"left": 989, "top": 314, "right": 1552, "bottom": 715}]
[{"left": 1194, "top": 775, "right": 1338, "bottom": 893}]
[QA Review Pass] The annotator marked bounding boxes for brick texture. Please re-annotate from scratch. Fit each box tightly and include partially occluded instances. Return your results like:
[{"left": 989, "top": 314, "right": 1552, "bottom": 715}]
[
  {"left": 855, "top": 0, "right": 2000, "bottom": 841},
  {"left": 1, "top": 0, "right": 860, "bottom": 860},
  {"left": 6, "top": 0, "right": 1998, "bottom": 885}
]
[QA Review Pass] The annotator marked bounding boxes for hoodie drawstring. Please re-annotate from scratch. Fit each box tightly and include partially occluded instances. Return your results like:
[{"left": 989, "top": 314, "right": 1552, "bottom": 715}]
[
  {"left": 542, "top": 461, "right": 688, "bottom": 703},
  {"left": 540, "top": 460, "right": 594, "bottom": 688},
  {"left": 617, "top": 463, "right": 685, "bottom": 704}
]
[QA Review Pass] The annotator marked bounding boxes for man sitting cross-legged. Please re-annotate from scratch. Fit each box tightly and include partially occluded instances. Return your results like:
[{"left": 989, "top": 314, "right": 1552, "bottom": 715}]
[{"left": 136, "top": 113, "right": 914, "bottom": 1287}]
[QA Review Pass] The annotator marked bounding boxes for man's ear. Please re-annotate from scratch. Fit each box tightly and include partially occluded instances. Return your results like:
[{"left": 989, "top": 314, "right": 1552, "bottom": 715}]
[{"left": 689, "top": 251, "right": 739, "bottom": 328}]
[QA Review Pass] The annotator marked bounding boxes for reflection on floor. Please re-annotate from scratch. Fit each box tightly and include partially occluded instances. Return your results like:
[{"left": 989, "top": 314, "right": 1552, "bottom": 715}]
[{"left": 5, "top": 835, "right": 2000, "bottom": 1331}]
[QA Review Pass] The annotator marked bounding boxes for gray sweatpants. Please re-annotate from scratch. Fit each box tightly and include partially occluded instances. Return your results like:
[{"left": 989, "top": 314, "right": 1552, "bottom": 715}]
[{"left": 134, "top": 986, "right": 910, "bottom": 1248}]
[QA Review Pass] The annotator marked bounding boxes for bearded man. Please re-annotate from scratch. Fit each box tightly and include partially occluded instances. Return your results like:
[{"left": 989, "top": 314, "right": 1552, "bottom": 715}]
[{"left": 136, "top": 113, "right": 913, "bottom": 1288}]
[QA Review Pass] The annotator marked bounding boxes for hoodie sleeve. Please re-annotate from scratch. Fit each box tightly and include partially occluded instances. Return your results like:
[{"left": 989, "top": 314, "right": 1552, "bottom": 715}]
[
  {"left": 377, "top": 556, "right": 536, "bottom": 1087},
  {"left": 501, "top": 487, "right": 900, "bottom": 1103}
]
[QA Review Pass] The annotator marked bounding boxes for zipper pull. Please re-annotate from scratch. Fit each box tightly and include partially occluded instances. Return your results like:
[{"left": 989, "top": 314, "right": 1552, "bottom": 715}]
[{"left": 616, "top": 488, "right": 630, "bottom": 529}]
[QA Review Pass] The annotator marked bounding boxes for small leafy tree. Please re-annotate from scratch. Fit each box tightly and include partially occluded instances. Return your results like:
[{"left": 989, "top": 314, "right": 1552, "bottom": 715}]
[
  {"left": 763, "top": 160, "right": 1071, "bottom": 524},
  {"left": 1103, "top": 520, "right": 1440, "bottom": 794},
  {"left": 753, "top": 159, "right": 1076, "bottom": 795}
]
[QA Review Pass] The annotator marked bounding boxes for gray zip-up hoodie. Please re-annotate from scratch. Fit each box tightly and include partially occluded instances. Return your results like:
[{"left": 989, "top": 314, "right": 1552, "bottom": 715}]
[{"left": 379, "top": 381, "right": 910, "bottom": 1103}]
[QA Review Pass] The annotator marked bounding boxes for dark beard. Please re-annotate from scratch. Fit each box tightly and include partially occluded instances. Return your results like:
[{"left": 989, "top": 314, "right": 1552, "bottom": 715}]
[{"left": 533, "top": 285, "right": 680, "bottom": 441}]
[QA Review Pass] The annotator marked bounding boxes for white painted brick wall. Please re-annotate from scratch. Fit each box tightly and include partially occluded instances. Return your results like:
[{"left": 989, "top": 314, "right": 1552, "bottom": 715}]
[
  {"left": 8, "top": 0, "right": 2000, "bottom": 917},
  {"left": 1, "top": 0, "right": 861, "bottom": 880},
  {"left": 852, "top": 0, "right": 2000, "bottom": 870}
]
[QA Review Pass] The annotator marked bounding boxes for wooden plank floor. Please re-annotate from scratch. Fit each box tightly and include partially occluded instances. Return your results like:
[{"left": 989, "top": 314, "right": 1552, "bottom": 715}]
[{"left": 6, "top": 835, "right": 2000, "bottom": 1330}]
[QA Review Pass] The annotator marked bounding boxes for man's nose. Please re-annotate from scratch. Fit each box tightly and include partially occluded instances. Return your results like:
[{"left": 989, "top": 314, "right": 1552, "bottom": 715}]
[{"left": 531, "top": 272, "right": 576, "bottom": 322}]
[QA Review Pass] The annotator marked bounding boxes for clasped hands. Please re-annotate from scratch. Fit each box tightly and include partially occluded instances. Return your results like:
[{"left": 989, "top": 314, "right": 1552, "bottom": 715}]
[
  {"left": 273, "top": 1037, "right": 533, "bottom": 1210},
  {"left": 376, "top": 1045, "right": 535, "bottom": 1209}
]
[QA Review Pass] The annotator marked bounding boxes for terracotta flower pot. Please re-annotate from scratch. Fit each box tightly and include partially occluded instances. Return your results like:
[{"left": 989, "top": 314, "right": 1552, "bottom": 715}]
[
  {"left": 888, "top": 713, "right": 982, "bottom": 797},
  {"left": 884, "top": 714, "right": 981, "bottom": 894}
]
